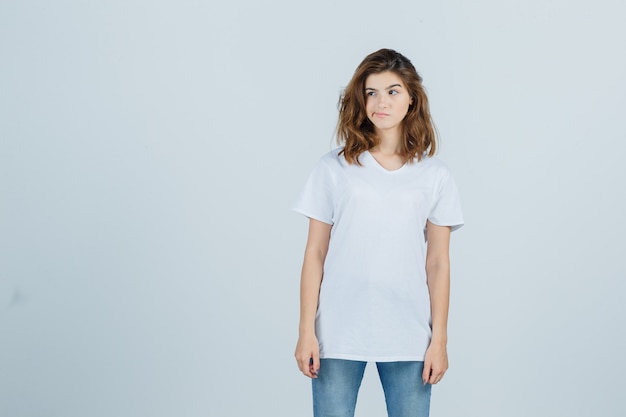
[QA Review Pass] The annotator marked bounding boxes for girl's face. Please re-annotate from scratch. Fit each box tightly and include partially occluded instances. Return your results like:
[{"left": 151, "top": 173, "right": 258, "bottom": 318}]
[{"left": 364, "top": 71, "right": 412, "bottom": 136}]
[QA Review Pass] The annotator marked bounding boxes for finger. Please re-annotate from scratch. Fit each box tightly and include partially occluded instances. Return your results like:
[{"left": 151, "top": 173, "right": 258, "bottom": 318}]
[
  {"left": 422, "top": 362, "right": 432, "bottom": 385},
  {"left": 307, "top": 358, "right": 318, "bottom": 379},
  {"left": 301, "top": 362, "right": 313, "bottom": 378},
  {"left": 429, "top": 370, "right": 445, "bottom": 385},
  {"left": 304, "top": 357, "right": 316, "bottom": 378},
  {"left": 429, "top": 369, "right": 440, "bottom": 384},
  {"left": 296, "top": 355, "right": 312, "bottom": 377},
  {"left": 311, "top": 352, "right": 320, "bottom": 377},
  {"left": 298, "top": 355, "right": 317, "bottom": 378}
]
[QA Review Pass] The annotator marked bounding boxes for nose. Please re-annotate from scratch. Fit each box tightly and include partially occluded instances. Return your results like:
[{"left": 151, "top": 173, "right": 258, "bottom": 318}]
[{"left": 377, "top": 94, "right": 389, "bottom": 108}]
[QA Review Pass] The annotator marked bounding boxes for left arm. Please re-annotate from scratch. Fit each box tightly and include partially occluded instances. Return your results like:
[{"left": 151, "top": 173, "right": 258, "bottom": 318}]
[{"left": 422, "top": 221, "right": 451, "bottom": 385}]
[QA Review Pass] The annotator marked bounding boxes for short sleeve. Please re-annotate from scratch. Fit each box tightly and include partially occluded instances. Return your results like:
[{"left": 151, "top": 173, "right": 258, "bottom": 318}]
[
  {"left": 428, "top": 169, "right": 464, "bottom": 231},
  {"left": 292, "top": 158, "right": 335, "bottom": 225}
]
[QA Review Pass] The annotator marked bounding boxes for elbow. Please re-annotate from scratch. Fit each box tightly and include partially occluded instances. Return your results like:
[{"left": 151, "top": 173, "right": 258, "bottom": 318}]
[
  {"left": 425, "top": 257, "right": 450, "bottom": 279},
  {"left": 426, "top": 255, "right": 449, "bottom": 271},
  {"left": 304, "top": 245, "right": 329, "bottom": 265}
]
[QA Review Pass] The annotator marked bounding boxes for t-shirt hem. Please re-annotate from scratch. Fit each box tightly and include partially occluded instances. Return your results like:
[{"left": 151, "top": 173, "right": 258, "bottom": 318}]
[
  {"left": 427, "top": 219, "right": 464, "bottom": 232},
  {"left": 291, "top": 207, "right": 333, "bottom": 225},
  {"left": 320, "top": 352, "right": 425, "bottom": 362}
]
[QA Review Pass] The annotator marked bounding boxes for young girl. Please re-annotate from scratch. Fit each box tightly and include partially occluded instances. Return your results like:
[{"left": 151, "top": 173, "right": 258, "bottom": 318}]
[{"left": 293, "top": 49, "right": 463, "bottom": 417}]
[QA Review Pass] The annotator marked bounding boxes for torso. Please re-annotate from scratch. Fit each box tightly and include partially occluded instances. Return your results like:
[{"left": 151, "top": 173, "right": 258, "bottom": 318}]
[{"left": 292, "top": 148, "right": 463, "bottom": 362}]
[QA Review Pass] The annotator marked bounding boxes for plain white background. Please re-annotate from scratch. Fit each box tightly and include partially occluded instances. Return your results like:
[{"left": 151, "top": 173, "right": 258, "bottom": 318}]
[{"left": 1, "top": 0, "right": 625, "bottom": 416}]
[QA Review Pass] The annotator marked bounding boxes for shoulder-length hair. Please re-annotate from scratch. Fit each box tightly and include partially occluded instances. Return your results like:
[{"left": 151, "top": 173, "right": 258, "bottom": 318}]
[{"left": 337, "top": 48, "right": 437, "bottom": 164}]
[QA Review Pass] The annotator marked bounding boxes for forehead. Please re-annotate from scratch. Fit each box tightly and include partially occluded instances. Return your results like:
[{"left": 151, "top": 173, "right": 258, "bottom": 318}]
[{"left": 364, "top": 71, "right": 405, "bottom": 88}]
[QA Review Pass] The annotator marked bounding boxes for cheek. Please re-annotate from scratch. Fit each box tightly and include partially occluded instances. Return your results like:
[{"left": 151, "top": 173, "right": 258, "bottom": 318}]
[{"left": 400, "top": 100, "right": 411, "bottom": 116}]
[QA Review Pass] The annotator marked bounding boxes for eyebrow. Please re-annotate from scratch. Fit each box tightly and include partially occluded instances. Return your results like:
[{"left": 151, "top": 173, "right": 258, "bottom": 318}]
[{"left": 364, "top": 83, "right": 403, "bottom": 91}]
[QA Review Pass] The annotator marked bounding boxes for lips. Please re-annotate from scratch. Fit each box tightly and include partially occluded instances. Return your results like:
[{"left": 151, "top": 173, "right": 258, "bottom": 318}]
[{"left": 373, "top": 112, "right": 390, "bottom": 117}]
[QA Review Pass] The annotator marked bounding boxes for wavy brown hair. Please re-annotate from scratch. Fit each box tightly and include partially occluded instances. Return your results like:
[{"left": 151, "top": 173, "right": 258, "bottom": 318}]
[{"left": 337, "top": 48, "right": 437, "bottom": 164}]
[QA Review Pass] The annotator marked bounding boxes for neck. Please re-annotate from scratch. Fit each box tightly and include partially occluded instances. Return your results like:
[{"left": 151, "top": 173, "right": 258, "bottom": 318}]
[{"left": 373, "top": 129, "right": 402, "bottom": 155}]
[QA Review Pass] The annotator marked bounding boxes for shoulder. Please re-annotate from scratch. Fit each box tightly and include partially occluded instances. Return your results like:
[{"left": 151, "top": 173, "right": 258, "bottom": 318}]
[
  {"left": 320, "top": 147, "right": 345, "bottom": 163},
  {"left": 315, "top": 147, "right": 347, "bottom": 170},
  {"left": 416, "top": 154, "right": 453, "bottom": 177},
  {"left": 303, "top": 148, "right": 346, "bottom": 184}
]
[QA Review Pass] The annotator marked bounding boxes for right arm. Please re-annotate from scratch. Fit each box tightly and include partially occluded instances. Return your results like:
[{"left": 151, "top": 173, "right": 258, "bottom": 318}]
[{"left": 294, "top": 218, "right": 332, "bottom": 378}]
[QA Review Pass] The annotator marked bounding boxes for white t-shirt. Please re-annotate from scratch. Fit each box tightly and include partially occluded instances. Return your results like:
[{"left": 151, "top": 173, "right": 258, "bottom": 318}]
[{"left": 293, "top": 148, "right": 464, "bottom": 362}]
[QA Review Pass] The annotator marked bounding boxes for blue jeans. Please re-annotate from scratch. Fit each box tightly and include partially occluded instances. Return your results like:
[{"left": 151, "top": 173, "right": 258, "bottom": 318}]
[{"left": 312, "top": 359, "right": 431, "bottom": 417}]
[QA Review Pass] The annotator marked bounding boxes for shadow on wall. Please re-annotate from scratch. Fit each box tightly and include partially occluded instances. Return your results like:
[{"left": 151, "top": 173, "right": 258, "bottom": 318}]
[{"left": 0, "top": 280, "right": 25, "bottom": 313}]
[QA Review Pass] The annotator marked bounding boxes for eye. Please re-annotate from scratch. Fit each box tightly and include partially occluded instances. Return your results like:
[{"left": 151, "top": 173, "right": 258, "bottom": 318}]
[
  {"left": 366, "top": 91, "right": 376, "bottom": 97},
  {"left": 389, "top": 89, "right": 398, "bottom": 95}
]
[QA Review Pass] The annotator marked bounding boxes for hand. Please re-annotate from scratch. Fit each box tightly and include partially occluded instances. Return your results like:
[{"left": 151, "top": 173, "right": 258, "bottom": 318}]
[
  {"left": 295, "top": 333, "right": 320, "bottom": 378},
  {"left": 422, "top": 341, "right": 448, "bottom": 385}
]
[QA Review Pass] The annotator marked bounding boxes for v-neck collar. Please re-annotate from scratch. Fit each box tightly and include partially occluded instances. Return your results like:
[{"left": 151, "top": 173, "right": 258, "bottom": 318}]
[{"left": 364, "top": 150, "right": 408, "bottom": 174}]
